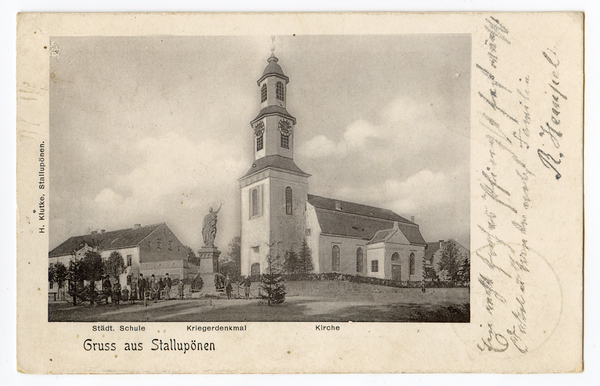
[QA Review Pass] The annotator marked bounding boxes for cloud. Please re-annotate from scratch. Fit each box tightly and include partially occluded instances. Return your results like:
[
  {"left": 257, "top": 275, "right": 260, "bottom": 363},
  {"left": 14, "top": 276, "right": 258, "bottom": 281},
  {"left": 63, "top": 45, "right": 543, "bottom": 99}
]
[
  {"left": 299, "top": 95, "right": 456, "bottom": 162},
  {"left": 55, "top": 132, "right": 248, "bottom": 250},
  {"left": 343, "top": 120, "right": 381, "bottom": 148},
  {"left": 299, "top": 135, "right": 338, "bottom": 159},
  {"left": 299, "top": 120, "right": 382, "bottom": 159}
]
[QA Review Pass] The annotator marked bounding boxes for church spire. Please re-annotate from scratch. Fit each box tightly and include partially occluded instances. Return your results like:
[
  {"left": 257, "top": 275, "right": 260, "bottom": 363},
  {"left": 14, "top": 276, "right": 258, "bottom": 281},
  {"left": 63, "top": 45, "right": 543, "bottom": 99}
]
[{"left": 250, "top": 38, "right": 296, "bottom": 161}]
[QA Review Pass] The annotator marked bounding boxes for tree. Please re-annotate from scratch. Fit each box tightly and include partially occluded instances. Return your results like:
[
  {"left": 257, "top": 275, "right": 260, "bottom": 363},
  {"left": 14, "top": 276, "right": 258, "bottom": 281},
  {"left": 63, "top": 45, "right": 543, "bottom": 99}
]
[
  {"left": 104, "top": 251, "right": 126, "bottom": 282},
  {"left": 186, "top": 246, "right": 200, "bottom": 265},
  {"left": 457, "top": 257, "right": 470, "bottom": 284},
  {"left": 219, "top": 237, "right": 241, "bottom": 281},
  {"left": 437, "top": 240, "right": 462, "bottom": 282},
  {"left": 260, "top": 244, "right": 286, "bottom": 306},
  {"left": 227, "top": 237, "right": 241, "bottom": 265},
  {"left": 48, "top": 264, "right": 56, "bottom": 287},
  {"left": 283, "top": 250, "right": 300, "bottom": 274},
  {"left": 54, "top": 262, "right": 68, "bottom": 299},
  {"left": 283, "top": 239, "right": 314, "bottom": 274},
  {"left": 423, "top": 265, "right": 438, "bottom": 282},
  {"left": 298, "top": 239, "right": 314, "bottom": 273},
  {"left": 80, "top": 250, "right": 104, "bottom": 305},
  {"left": 67, "top": 257, "right": 85, "bottom": 306}
]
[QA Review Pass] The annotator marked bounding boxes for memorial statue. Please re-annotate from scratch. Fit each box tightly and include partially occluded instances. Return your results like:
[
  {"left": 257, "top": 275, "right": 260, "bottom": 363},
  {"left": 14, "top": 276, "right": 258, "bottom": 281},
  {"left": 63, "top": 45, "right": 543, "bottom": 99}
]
[{"left": 202, "top": 202, "right": 222, "bottom": 247}]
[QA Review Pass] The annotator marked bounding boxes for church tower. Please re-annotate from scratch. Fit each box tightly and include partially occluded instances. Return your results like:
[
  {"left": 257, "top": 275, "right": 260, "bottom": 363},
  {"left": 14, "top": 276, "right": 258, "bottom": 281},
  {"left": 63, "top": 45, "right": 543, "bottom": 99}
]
[{"left": 239, "top": 42, "right": 310, "bottom": 277}]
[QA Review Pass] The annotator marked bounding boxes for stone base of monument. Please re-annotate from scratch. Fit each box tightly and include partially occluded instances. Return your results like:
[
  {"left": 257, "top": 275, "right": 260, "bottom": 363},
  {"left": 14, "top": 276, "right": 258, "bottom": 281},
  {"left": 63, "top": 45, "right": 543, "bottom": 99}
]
[{"left": 197, "top": 246, "right": 222, "bottom": 294}]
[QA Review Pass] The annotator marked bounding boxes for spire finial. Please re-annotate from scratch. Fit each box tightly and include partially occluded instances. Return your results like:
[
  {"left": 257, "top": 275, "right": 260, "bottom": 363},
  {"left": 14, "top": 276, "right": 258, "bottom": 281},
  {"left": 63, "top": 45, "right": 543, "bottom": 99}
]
[{"left": 268, "top": 35, "right": 278, "bottom": 62}]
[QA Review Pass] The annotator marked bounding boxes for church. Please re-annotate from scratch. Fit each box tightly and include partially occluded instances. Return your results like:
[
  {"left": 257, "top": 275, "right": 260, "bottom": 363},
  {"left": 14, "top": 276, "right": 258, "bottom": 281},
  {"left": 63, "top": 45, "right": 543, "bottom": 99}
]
[{"left": 239, "top": 48, "right": 427, "bottom": 282}]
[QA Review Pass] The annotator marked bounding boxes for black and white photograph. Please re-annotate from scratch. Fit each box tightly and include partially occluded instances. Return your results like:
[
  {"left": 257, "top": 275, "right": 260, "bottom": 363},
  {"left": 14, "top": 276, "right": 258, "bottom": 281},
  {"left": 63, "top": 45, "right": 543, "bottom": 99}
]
[
  {"left": 15, "top": 12, "right": 584, "bottom": 375},
  {"left": 47, "top": 34, "right": 471, "bottom": 323}
]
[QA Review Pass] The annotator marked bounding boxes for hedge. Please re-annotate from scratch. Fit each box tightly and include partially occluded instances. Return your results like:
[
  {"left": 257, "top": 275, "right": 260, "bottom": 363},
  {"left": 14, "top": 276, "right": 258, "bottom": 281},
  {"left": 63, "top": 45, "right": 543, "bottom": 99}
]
[{"left": 250, "top": 272, "right": 468, "bottom": 289}]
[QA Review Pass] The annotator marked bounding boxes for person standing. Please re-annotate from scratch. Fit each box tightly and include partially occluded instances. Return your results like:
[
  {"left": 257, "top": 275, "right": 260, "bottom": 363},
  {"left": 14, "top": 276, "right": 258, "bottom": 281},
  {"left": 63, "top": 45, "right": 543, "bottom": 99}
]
[
  {"left": 158, "top": 278, "right": 164, "bottom": 301},
  {"left": 138, "top": 274, "right": 146, "bottom": 301},
  {"left": 225, "top": 275, "right": 232, "bottom": 300},
  {"left": 102, "top": 275, "right": 112, "bottom": 305},
  {"left": 150, "top": 275, "right": 159, "bottom": 303},
  {"left": 165, "top": 273, "right": 172, "bottom": 300},
  {"left": 112, "top": 280, "right": 121, "bottom": 306},
  {"left": 242, "top": 276, "right": 251, "bottom": 300},
  {"left": 130, "top": 278, "right": 137, "bottom": 305},
  {"left": 177, "top": 279, "right": 184, "bottom": 300}
]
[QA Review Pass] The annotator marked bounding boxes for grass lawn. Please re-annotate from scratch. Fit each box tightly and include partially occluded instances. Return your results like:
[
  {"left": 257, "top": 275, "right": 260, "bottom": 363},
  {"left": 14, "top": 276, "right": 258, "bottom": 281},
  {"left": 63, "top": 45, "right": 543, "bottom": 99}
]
[{"left": 49, "top": 281, "right": 469, "bottom": 323}]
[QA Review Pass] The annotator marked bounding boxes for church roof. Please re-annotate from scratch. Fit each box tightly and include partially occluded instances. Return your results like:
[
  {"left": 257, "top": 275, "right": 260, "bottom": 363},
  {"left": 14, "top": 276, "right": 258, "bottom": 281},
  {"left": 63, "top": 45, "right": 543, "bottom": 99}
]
[
  {"left": 49, "top": 223, "right": 163, "bottom": 258},
  {"left": 251, "top": 105, "right": 296, "bottom": 125},
  {"left": 257, "top": 55, "right": 289, "bottom": 85},
  {"left": 307, "top": 195, "right": 427, "bottom": 246},
  {"left": 424, "top": 241, "right": 442, "bottom": 263},
  {"left": 367, "top": 228, "right": 396, "bottom": 245},
  {"left": 240, "top": 155, "right": 310, "bottom": 179}
]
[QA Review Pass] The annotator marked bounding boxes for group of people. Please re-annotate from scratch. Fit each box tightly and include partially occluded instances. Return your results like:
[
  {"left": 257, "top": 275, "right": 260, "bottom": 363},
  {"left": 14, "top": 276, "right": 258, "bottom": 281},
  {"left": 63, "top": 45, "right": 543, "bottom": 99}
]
[
  {"left": 101, "top": 276, "right": 122, "bottom": 305},
  {"left": 223, "top": 275, "right": 252, "bottom": 300},
  {"left": 133, "top": 273, "right": 185, "bottom": 304}
]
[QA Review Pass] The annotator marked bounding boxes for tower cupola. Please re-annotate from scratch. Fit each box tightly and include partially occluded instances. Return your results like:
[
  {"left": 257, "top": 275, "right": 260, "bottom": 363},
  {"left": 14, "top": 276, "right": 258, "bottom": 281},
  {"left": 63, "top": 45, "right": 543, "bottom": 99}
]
[{"left": 250, "top": 40, "right": 297, "bottom": 161}]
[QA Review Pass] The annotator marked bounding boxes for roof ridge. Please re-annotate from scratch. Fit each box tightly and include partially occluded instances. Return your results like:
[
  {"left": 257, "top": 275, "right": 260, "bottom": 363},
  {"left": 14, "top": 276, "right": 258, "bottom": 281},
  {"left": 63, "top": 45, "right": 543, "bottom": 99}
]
[
  {"left": 70, "top": 222, "right": 162, "bottom": 239},
  {"left": 307, "top": 194, "right": 414, "bottom": 225}
]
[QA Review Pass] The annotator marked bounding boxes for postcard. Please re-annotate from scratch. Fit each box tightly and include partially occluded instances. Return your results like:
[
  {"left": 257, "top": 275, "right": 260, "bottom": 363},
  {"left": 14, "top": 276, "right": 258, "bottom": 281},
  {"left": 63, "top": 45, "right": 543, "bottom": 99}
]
[{"left": 16, "top": 12, "right": 583, "bottom": 373}]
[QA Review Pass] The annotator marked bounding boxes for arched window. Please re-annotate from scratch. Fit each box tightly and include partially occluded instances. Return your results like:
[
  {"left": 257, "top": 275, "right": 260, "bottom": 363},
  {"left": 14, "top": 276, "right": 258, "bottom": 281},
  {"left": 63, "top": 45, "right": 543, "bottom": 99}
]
[
  {"left": 251, "top": 188, "right": 259, "bottom": 216},
  {"left": 251, "top": 263, "right": 260, "bottom": 277},
  {"left": 332, "top": 245, "right": 340, "bottom": 272},
  {"left": 391, "top": 252, "right": 401, "bottom": 281},
  {"left": 256, "top": 132, "right": 263, "bottom": 151},
  {"left": 410, "top": 253, "right": 415, "bottom": 275},
  {"left": 356, "top": 248, "right": 364, "bottom": 273},
  {"left": 261, "top": 83, "right": 267, "bottom": 102},
  {"left": 276, "top": 81, "right": 285, "bottom": 101},
  {"left": 285, "top": 187, "right": 293, "bottom": 215},
  {"left": 280, "top": 132, "right": 290, "bottom": 149}
]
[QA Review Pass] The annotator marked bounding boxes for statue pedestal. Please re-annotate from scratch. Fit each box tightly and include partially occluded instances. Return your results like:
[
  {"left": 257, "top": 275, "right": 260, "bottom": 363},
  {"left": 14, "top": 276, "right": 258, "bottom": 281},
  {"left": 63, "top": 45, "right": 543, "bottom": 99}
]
[{"left": 197, "top": 246, "right": 222, "bottom": 294}]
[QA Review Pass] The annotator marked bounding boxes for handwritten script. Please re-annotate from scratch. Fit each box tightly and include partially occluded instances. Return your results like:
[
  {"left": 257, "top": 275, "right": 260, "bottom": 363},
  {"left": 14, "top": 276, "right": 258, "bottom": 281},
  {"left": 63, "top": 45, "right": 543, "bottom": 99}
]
[{"left": 475, "top": 16, "right": 567, "bottom": 355}]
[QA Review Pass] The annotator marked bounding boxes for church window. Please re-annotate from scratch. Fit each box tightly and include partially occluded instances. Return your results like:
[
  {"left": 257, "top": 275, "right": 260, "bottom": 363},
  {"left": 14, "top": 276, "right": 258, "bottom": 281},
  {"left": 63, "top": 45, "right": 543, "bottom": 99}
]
[
  {"left": 261, "top": 83, "right": 267, "bottom": 102},
  {"left": 276, "top": 81, "right": 285, "bottom": 101},
  {"left": 410, "top": 253, "right": 415, "bottom": 275},
  {"left": 252, "top": 189, "right": 258, "bottom": 216},
  {"left": 251, "top": 263, "right": 261, "bottom": 277},
  {"left": 157, "top": 239, "right": 162, "bottom": 250},
  {"left": 256, "top": 133, "right": 263, "bottom": 151},
  {"left": 332, "top": 245, "right": 340, "bottom": 272},
  {"left": 126, "top": 255, "right": 132, "bottom": 267},
  {"left": 168, "top": 241, "right": 173, "bottom": 251},
  {"left": 356, "top": 248, "right": 364, "bottom": 273},
  {"left": 280, "top": 132, "right": 289, "bottom": 149},
  {"left": 391, "top": 252, "right": 400, "bottom": 262},
  {"left": 285, "top": 187, "right": 293, "bottom": 215},
  {"left": 250, "top": 185, "right": 263, "bottom": 218},
  {"left": 371, "top": 260, "right": 379, "bottom": 272}
]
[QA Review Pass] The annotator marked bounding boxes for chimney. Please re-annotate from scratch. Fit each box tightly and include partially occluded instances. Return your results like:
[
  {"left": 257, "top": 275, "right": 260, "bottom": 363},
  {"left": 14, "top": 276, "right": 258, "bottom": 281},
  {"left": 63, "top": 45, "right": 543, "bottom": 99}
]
[
  {"left": 335, "top": 201, "right": 342, "bottom": 211},
  {"left": 439, "top": 239, "right": 444, "bottom": 248},
  {"left": 101, "top": 229, "right": 105, "bottom": 233},
  {"left": 134, "top": 224, "right": 141, "bottom": 229},
  {"left": 411, "top": 216, "right": 415, "bottom": 223},
  {"left": 91, "top": 230, "right": 98, "bottom": 234}
]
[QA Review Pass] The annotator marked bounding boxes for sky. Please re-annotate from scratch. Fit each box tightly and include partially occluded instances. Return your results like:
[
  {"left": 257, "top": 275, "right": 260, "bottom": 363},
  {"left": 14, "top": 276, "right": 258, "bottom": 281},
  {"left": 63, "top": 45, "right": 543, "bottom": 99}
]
[{"left": 49, "top": 34, "right": 471, "bottom": 253}]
